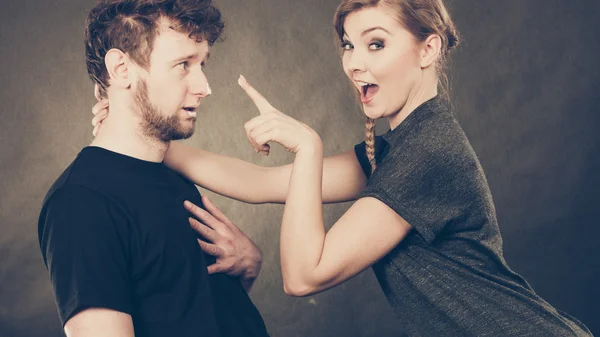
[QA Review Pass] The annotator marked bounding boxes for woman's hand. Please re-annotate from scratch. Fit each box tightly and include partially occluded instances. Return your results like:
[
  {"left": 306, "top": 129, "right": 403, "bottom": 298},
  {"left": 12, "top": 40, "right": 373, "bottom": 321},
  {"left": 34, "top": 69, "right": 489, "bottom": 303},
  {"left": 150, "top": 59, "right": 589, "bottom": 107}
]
[
  {"left": 238, "top": 75, "right": 322, "bottom": 156},
  {"left": 184, "top": 196, "right": 263, "bottom": 292},
  {"left": 92, "top": 84, "right": 109, "bottom": 137}
]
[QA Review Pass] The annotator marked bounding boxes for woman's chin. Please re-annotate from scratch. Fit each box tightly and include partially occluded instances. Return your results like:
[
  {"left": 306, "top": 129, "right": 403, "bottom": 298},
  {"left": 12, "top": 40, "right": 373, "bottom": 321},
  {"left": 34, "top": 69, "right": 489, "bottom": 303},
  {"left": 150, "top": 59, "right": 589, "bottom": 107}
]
[{"left": 363, "top": 106, "right": 384, "bottom": 120}]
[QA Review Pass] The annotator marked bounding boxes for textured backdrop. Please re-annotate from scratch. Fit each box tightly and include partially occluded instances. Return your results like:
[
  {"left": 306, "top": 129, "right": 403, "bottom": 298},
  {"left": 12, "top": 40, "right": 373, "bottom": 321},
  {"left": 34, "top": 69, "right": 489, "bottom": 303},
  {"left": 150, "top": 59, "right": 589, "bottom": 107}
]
[{"left": 0, "top": 0, "right": 598, "bottom": 336}]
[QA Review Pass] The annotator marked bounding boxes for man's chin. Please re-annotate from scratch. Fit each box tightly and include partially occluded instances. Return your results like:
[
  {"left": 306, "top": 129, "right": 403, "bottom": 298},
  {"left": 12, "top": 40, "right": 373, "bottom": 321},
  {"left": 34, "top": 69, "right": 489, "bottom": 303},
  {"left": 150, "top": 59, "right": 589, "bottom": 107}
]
[
  {"left": 142, "top": 116, "right": 196, "bottom": 142},
  {"left": 181, "top": 120, "right": 196, "bottom": 137},
  {"left": 168, "top": 124, "right": 196, "bottom": 141}
]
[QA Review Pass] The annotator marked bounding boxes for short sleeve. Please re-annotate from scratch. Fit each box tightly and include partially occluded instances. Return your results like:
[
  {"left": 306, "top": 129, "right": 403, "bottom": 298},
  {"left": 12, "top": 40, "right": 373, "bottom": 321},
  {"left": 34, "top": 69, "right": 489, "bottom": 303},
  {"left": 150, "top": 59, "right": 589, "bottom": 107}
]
[
  {"left": 39, "top": 185, "right": 132, "bottom": 326},
  {"left": 355, "top": 120, "right": 483, "bottom": 244},
  {"left": 353, "top": 136, "right": 388, "bottom": 179}
]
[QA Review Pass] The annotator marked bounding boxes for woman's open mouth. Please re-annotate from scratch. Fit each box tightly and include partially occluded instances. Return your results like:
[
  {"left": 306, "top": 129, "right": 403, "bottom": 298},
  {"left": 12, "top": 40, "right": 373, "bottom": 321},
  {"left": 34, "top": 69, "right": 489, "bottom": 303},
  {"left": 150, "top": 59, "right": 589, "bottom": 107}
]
[{"left": 360, "top": 83, "right": 379, "bottom": 104}]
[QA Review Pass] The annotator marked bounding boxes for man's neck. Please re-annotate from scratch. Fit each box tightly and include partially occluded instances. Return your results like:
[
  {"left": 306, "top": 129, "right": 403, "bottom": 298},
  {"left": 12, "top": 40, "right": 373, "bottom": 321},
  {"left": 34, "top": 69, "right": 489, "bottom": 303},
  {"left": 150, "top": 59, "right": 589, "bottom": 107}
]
[{"left": 90, "top": 104, "right": 169, "bottom": 163}]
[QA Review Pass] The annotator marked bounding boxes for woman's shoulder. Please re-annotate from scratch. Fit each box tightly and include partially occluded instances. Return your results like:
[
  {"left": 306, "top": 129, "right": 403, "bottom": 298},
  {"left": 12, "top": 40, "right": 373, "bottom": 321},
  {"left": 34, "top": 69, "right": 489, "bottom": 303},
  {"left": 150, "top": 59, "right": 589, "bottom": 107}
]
[{"left": 377, "top": 113, "right": 484, "bottom": 190}]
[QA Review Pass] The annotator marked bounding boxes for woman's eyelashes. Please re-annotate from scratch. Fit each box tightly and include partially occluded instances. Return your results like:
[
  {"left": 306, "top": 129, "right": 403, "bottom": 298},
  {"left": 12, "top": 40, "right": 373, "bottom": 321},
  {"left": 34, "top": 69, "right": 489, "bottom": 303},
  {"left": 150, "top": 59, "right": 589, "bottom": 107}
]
[
  {"left": 340, "top": 39, "right": 385, "bottom": 51},
  {"left": 369, "top": 40, "right": 385, "bottom": 50}
]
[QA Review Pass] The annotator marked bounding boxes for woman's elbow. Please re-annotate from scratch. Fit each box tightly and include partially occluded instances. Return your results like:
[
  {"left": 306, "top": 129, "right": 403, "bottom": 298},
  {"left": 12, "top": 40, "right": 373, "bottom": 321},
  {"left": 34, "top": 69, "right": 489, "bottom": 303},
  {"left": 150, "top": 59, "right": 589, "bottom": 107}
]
[
  {"left": 283, "top": 274, "right": 334, "bottom": 297},
  {"left": 283, "top": 281, "right": 317, "bottom": 297}
]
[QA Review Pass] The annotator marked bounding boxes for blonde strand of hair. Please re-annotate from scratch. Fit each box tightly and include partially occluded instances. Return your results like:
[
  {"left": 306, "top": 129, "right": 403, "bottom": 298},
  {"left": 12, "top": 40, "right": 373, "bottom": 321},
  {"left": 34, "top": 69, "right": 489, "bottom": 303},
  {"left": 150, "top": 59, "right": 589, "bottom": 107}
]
[{"left": 365, "top": 117, "right": 377, "bottom": 173}]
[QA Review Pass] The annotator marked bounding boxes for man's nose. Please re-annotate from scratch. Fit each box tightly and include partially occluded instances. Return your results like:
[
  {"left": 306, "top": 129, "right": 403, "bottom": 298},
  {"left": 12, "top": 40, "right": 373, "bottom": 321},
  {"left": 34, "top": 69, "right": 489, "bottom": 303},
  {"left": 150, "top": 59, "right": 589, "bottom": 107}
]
[{"left": 190, "top": 69, "right": 211, "bottom": 98}]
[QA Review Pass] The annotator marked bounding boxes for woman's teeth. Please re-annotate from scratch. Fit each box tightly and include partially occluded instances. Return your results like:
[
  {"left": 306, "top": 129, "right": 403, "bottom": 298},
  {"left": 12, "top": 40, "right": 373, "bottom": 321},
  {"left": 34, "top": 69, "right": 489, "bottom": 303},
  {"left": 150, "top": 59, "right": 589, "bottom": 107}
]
[{"left": 360, "top": 84, "right": 379, "bottom": 103}]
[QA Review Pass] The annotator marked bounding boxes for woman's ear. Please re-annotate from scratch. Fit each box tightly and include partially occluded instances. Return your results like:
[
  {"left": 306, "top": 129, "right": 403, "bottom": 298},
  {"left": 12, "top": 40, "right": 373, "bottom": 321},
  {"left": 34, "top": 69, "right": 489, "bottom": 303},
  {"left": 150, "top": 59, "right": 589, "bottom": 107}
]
[{"left": 420, "top": 34, "right": 442, "bottom": 68}]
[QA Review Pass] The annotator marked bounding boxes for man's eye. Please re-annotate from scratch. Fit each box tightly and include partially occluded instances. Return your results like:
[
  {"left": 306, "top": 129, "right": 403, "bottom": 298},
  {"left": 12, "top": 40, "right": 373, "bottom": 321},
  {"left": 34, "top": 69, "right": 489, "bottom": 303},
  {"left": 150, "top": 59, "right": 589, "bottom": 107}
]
[
  {"left": 177, "top": 62, "right": 188, "bottom": 70},
  {"left": 341, "top": 42, "right": 353, "bottom": 51}
]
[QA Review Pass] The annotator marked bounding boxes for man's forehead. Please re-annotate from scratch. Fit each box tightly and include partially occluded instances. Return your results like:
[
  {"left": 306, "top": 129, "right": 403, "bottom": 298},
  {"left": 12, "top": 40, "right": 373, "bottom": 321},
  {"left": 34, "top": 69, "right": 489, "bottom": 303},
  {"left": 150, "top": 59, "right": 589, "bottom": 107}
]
[
  {"left": 152, "top": 18, "right": 210, "bottom": 60},
  {"left": 156, "top": 16, "right": 177, "bottom": 33}
]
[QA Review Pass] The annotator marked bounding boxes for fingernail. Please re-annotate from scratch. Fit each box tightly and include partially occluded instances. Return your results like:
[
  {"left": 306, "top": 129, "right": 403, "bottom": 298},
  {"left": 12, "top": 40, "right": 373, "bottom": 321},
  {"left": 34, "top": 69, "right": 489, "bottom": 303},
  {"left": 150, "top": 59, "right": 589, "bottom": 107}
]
[
  {"left": 238, "top": 75, "right": 247, "bottom": 86},
  {"left": 184, "top": 200, "right": 192, "bottom": 208}
]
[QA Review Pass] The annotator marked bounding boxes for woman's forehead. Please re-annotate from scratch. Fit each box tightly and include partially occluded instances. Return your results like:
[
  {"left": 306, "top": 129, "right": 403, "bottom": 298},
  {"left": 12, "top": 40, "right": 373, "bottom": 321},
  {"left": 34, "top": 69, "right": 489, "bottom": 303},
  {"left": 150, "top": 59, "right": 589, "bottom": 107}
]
[{"left": 343, "top": 6, "right": 401, "bottom": 36}]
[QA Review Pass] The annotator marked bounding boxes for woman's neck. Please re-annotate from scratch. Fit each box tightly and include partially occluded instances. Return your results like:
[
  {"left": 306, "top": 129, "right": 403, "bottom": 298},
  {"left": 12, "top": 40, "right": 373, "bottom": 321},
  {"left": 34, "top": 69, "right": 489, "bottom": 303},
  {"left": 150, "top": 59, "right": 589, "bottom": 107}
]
[{"left": 387, "top": 73, "right": 439, "bottom": 130}]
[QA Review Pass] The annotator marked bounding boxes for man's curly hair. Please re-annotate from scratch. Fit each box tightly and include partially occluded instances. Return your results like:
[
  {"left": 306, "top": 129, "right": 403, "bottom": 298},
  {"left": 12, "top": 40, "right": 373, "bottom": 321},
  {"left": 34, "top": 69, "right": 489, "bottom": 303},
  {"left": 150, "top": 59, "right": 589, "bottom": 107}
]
[{"left": 85, "top": 0, "right": 224, "bottom": 98}]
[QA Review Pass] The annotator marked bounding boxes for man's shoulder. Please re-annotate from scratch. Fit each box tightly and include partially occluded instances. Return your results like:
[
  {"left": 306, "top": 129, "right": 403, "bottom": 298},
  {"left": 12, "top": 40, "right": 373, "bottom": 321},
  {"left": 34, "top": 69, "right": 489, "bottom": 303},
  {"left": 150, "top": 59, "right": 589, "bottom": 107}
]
[
  {"left": 37, "top": 157, "right": 124, "bottom": 257},
  {"left": 164, "top": 166, "right": 201, "bottom": 194},
  {"left": 42, "top": 151, "right": 105, "bottom": 208}
]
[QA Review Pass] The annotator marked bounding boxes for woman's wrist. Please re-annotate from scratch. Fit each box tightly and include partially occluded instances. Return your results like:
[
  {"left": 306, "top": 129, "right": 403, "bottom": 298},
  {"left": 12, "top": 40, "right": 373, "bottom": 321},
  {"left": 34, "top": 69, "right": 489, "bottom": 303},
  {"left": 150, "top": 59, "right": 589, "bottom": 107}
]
[{"left": 296, "top": 131, "right": 323, "bottom": 157}]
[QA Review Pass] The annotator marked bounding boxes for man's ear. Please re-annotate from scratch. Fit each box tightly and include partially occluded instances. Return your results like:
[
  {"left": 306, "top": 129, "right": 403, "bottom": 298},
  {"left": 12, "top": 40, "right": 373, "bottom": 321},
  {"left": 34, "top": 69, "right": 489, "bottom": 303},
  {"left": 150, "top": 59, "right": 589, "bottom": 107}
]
[
  {"left": 420, "top": 34, "right": 442, "bottom": 68},
  {"left": 104, "top": 48, "right": 135, "bottom": 89}
]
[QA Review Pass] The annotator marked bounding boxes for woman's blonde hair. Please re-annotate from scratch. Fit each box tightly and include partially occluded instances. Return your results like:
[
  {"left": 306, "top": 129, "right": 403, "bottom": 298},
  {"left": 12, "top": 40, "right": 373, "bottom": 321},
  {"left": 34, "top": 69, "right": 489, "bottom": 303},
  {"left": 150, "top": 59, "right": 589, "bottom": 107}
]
[{"left": 333, "top": 0, "right": 459, "bottom": 174}]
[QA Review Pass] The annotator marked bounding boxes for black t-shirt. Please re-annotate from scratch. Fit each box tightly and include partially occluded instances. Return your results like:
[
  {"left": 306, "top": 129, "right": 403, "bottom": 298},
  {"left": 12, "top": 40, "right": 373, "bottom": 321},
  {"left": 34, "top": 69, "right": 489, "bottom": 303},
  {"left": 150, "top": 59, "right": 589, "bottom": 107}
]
[
  {"left": 38, "top": 146, "right": 269, "bottom": 337},
  {"left": 354, "top": 96, "right": 592, "bottom": 336}
]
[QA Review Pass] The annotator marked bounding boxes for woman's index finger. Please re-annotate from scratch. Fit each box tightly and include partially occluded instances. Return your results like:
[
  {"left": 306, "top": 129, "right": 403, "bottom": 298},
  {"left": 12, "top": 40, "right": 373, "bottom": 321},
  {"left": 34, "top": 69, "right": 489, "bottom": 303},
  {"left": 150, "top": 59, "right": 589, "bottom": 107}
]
[{"left": 238, "top": 75, "right": 274, "bottom": 114}]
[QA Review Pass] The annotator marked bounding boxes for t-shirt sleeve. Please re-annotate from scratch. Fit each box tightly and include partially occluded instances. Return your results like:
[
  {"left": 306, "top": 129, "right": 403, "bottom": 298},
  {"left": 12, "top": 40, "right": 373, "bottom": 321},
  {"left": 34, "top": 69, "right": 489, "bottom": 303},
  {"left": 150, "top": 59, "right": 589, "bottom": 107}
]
[
  {"left": 353, "top": 136, "right": 388, "bottom": 180},
  {"left": 354, "top": 128, "right": 482, "bottom": 244},
  {"left": 39, "top": 185, "right": 132, "bottom": 326}
]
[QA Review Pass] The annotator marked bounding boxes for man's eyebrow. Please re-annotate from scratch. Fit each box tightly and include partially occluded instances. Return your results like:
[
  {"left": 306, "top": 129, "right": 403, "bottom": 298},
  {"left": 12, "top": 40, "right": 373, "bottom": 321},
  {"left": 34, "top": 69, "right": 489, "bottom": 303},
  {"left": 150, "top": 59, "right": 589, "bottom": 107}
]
[
  {"left": 171, "top": 51, "right": 210, "bottom": 63},
  {"left": 172, "top": 53, "right": 197, "bottom": 63},
  {"left": 361, "top": 26, "right": 391, "bottom": 36}
]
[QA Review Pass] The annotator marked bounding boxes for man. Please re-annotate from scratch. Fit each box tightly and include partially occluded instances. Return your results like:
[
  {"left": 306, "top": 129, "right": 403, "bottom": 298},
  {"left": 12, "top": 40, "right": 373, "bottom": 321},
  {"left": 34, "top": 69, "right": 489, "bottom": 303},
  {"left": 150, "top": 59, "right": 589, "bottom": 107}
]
[{"left": 37, "top": 0, "right": 269, "bottom": 336}]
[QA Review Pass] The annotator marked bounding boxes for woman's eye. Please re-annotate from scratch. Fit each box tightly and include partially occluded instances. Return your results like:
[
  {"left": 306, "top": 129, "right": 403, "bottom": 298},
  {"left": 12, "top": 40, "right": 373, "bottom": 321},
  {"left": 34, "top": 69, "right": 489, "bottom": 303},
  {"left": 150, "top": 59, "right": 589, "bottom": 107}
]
[
  {"left": 341, "top": 42, "right": 353, "bottom": 51},
  {"left": 369, "top": 41, "right": 384, "bottom": 50}
]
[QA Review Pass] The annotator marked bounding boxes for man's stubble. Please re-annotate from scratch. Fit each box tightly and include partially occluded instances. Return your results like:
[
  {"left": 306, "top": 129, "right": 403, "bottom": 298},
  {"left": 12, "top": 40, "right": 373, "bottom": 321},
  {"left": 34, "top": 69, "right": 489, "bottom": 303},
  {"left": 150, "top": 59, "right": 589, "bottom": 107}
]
[{"left": 134, "top": 78, "right": 196, "bottom": 142}]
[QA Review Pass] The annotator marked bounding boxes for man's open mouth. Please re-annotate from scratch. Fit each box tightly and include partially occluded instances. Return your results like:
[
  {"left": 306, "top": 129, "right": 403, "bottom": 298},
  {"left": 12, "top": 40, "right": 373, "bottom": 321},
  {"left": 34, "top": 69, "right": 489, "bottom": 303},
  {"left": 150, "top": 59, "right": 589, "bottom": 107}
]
[{"left": 182, "top": 106, "right": 197, "bottom": 118}]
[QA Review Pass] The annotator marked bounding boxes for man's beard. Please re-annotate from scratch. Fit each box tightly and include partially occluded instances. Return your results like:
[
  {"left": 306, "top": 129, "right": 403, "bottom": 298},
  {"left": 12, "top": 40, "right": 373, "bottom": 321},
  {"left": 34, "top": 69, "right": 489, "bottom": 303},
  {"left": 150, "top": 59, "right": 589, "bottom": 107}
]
[{"left": 134, "top": 79, "right": 196, "bottom": 142}]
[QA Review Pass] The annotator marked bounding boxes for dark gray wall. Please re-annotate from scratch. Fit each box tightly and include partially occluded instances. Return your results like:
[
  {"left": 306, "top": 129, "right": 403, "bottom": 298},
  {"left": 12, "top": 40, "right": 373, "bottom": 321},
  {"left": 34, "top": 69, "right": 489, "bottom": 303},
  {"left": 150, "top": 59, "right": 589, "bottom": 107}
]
[{"left": 1, "top": 0, "right": 598, "bottom": 336}]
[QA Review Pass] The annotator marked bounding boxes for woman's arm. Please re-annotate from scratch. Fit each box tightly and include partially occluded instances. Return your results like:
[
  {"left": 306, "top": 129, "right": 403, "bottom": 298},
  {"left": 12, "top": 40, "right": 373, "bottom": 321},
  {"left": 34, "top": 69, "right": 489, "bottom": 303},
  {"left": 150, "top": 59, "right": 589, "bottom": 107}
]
[
  {"left": 182, "top": 141, "right": 412, "bottom": 296},
  {"left": 279, "top": 135, "right": 412, "bottom": 296},
  {"left": 164, "top": 141, "right": 366, "bottom": 204},
  {"left": 91, "top": 88, "right": 366, "bottom": 205},
  {"left": 233, "top": 76, "right": 412, "bottom": 295},
  {"left": 182, "top": 130, "right": 412, "bottom": 296}
]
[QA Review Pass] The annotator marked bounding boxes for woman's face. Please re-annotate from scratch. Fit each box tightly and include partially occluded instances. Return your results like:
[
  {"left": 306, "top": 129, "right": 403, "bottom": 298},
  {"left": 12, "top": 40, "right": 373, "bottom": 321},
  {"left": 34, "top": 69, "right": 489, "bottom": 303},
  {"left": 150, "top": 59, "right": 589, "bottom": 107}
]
[{"left": 341, "top": 6, "right": 422, "bottom": 121}]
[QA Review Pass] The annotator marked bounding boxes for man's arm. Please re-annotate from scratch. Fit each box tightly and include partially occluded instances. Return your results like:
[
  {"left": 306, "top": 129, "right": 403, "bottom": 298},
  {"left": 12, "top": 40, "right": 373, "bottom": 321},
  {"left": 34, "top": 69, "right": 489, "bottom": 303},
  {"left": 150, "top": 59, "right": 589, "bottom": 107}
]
[
  {"left": 39, "top": 186, "right": 134, "bottom": 331},
  {"left": 64, "top": 308, "right": 134, "bottom": 337}
]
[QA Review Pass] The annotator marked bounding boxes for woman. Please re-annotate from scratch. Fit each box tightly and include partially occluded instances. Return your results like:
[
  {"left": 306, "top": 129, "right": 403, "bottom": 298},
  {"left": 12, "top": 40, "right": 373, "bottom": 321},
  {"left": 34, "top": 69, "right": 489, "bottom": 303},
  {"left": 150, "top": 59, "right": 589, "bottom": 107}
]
[{"left": 92, "top": 0, "right": 592, "bottom": 335}]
